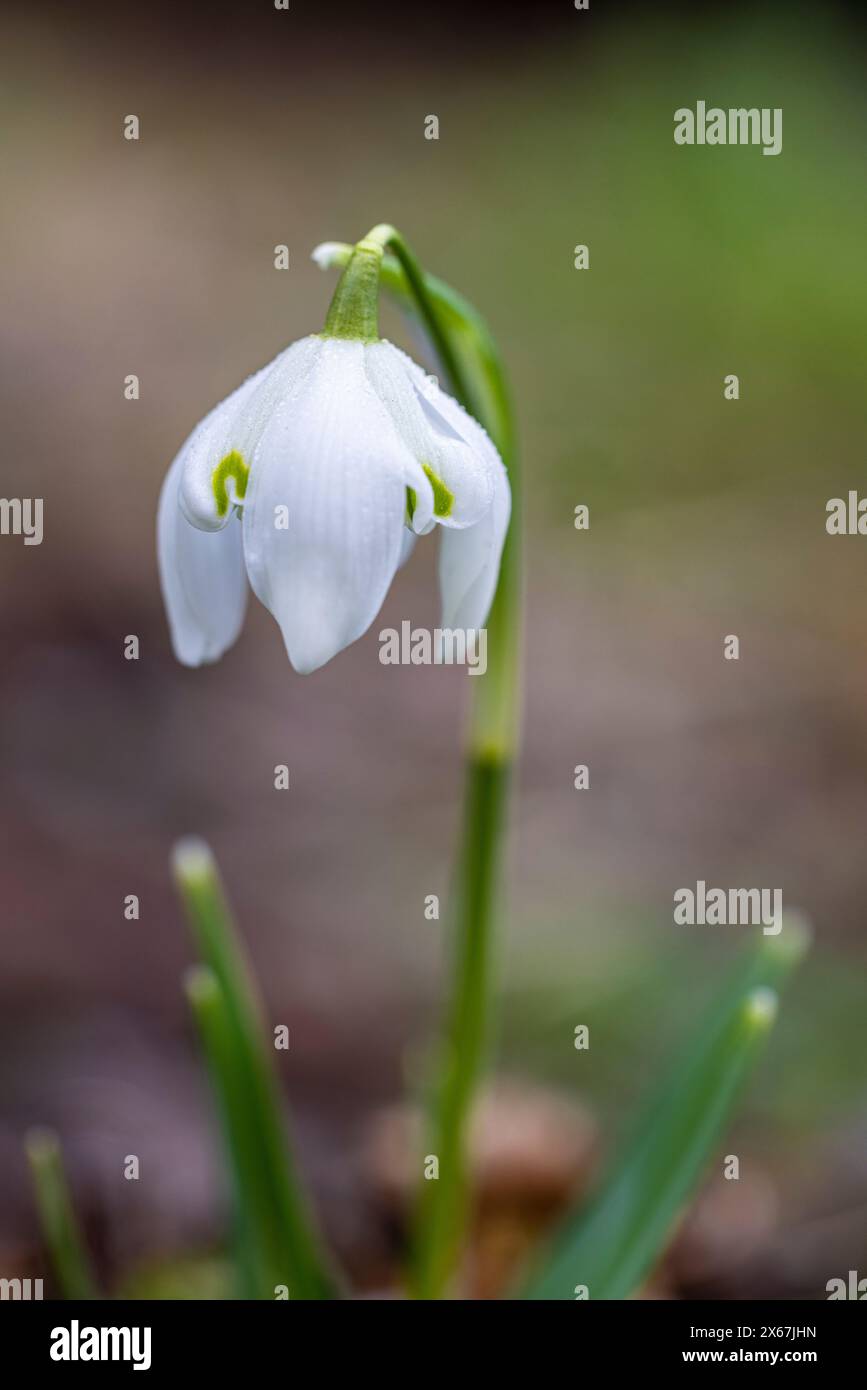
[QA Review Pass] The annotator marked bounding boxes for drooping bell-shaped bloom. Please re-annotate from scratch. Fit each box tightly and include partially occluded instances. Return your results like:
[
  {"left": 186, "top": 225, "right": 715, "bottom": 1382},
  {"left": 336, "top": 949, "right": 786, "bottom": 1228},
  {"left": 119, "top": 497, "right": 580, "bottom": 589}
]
[{"left": 157, "top": 239, "right": 510, "bottom": 674}]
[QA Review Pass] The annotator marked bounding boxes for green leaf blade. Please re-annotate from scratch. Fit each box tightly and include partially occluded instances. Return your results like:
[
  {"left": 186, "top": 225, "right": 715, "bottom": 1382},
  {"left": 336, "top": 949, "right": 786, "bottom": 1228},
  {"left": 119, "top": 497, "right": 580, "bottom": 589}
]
[
  {"left": 174, "top": 839, "right": 339, "bottom": 1301},
  {"left": 26, "top": 1128, "right": 99, "bottom": 1300},
  {"left": 520, "top": 919, "right": 810, "bottom": 1301}
]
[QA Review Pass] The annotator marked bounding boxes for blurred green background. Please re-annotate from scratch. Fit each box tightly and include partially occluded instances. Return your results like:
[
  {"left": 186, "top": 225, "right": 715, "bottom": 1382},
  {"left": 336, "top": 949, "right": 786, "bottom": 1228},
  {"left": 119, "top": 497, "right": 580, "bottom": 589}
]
[{"left": 1, "top": 0, "right": 866, "bottom": 1296}]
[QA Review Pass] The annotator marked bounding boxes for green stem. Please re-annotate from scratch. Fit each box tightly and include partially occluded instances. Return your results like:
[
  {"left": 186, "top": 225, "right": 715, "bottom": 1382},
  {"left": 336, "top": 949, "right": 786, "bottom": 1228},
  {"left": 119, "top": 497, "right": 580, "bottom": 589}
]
[
  {"left": 317, "top": 226, "right": 522, "bottom": 1294},
  {"left": 335, "top": 226, "right": 521, "bottom": 1296},
  {"left": 411, "top": 757, "right": 510, "bottom": 1298},
  {"left": 363, "top": 226, "right": 473, "bottom": 421},
  {"left": 26, "top": 1129, "right": 99, "bottom": 1299},
  {"left": 352, "top": 223, "right": 523, "bottom": 759}
]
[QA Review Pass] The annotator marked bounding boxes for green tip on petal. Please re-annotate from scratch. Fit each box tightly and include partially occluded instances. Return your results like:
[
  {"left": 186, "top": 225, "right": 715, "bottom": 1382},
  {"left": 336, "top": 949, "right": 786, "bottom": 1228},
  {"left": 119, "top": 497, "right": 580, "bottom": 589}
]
[
  {"left": 212, "top": 450, "right": 249, "bottom": 518},
  {"left": 406, "top": 464, "right": 454, "bottom": 525},
  {"left": 422, "top": 463, "right": 454, "bottom": 518}
]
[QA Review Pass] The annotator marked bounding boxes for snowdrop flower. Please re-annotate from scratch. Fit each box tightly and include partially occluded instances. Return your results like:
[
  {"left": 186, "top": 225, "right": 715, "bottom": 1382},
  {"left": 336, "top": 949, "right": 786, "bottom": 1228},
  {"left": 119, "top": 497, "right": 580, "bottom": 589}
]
[{"left": 158, "top": 233, "right": 511, "bottom": 674}]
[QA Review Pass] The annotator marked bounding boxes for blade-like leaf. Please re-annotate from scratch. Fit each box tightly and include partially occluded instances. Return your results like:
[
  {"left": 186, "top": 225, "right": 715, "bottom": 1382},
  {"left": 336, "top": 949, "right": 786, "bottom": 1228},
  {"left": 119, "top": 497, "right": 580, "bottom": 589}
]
[
  {"left": 26, "top": 1128, "right": 99, "bottom": 1300},
  {"left": 174, "top": 839, "right": 339, "bottom": 1300},
  {"left": 520, "top": 918, "right": 810, "bottom": 1301}
]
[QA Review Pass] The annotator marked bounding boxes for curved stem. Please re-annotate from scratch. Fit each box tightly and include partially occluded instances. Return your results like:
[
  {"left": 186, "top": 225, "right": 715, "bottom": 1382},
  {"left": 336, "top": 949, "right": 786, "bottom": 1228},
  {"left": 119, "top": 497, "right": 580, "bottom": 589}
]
[
  {"left": 364, "top": 226, "right": 473, "bottom": 423},
  {"left": 362, "top": 224, "right": 523, "bottom": 762},
  {"left": 349, "top": 225, "right": 522, "bottom": 1296}
]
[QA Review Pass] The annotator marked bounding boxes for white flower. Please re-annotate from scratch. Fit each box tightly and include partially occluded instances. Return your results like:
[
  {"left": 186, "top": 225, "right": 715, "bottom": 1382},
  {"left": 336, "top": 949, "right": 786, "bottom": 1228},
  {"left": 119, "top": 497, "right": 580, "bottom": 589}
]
[{"left": 158, "top": 335, "right": 510, "bottom": 674}]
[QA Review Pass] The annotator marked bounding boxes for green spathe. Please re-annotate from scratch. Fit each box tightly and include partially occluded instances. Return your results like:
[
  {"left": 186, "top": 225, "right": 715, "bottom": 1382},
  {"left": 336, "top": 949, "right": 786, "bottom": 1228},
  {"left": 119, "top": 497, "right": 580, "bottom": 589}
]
[{"left": 321, "top": 238, "right": 384, "bottom": 343}]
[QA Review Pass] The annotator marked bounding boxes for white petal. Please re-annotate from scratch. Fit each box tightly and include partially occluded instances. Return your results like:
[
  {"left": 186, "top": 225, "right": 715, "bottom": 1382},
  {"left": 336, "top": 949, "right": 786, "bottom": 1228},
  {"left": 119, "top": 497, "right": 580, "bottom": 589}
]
[
  {"left": 176, "top": 365, "right": 272, "bottom": 532},
  {"left": 439, "top": 448, "right": 511, "bottom": 631},
  {"left": 364, "top": 341, "right": 494, "bottom": 529},
  {"left": 157, "top": 450, "right": 248, "bottom": 666},
  {"left": 178, "top": 338, "right": 320, "bottom": 532},
  {"left": 397, "top": 526, "right": 416, "bottom": 569},
  {"left": 241, "top": 339, "right": 424, "bottom": 674},
  {"left": 400, "top": 346, "right": 508, "bottom": 501}
]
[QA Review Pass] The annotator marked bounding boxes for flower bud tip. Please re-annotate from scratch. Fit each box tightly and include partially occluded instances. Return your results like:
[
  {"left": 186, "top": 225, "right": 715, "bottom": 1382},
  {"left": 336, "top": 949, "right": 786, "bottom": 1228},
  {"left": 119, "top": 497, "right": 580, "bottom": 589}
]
[
  {"left": 311, "top": 242, "right": 341, "bottom": 270},
  {"left": 171, "top": 835, "right": 215, "bottom": 884},
  {"left": 24, "top": 1126, "right": 59, "bottom": 1162},
  {"left": 743, "top": 986, "right": 778, "bottom": 1030}
]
